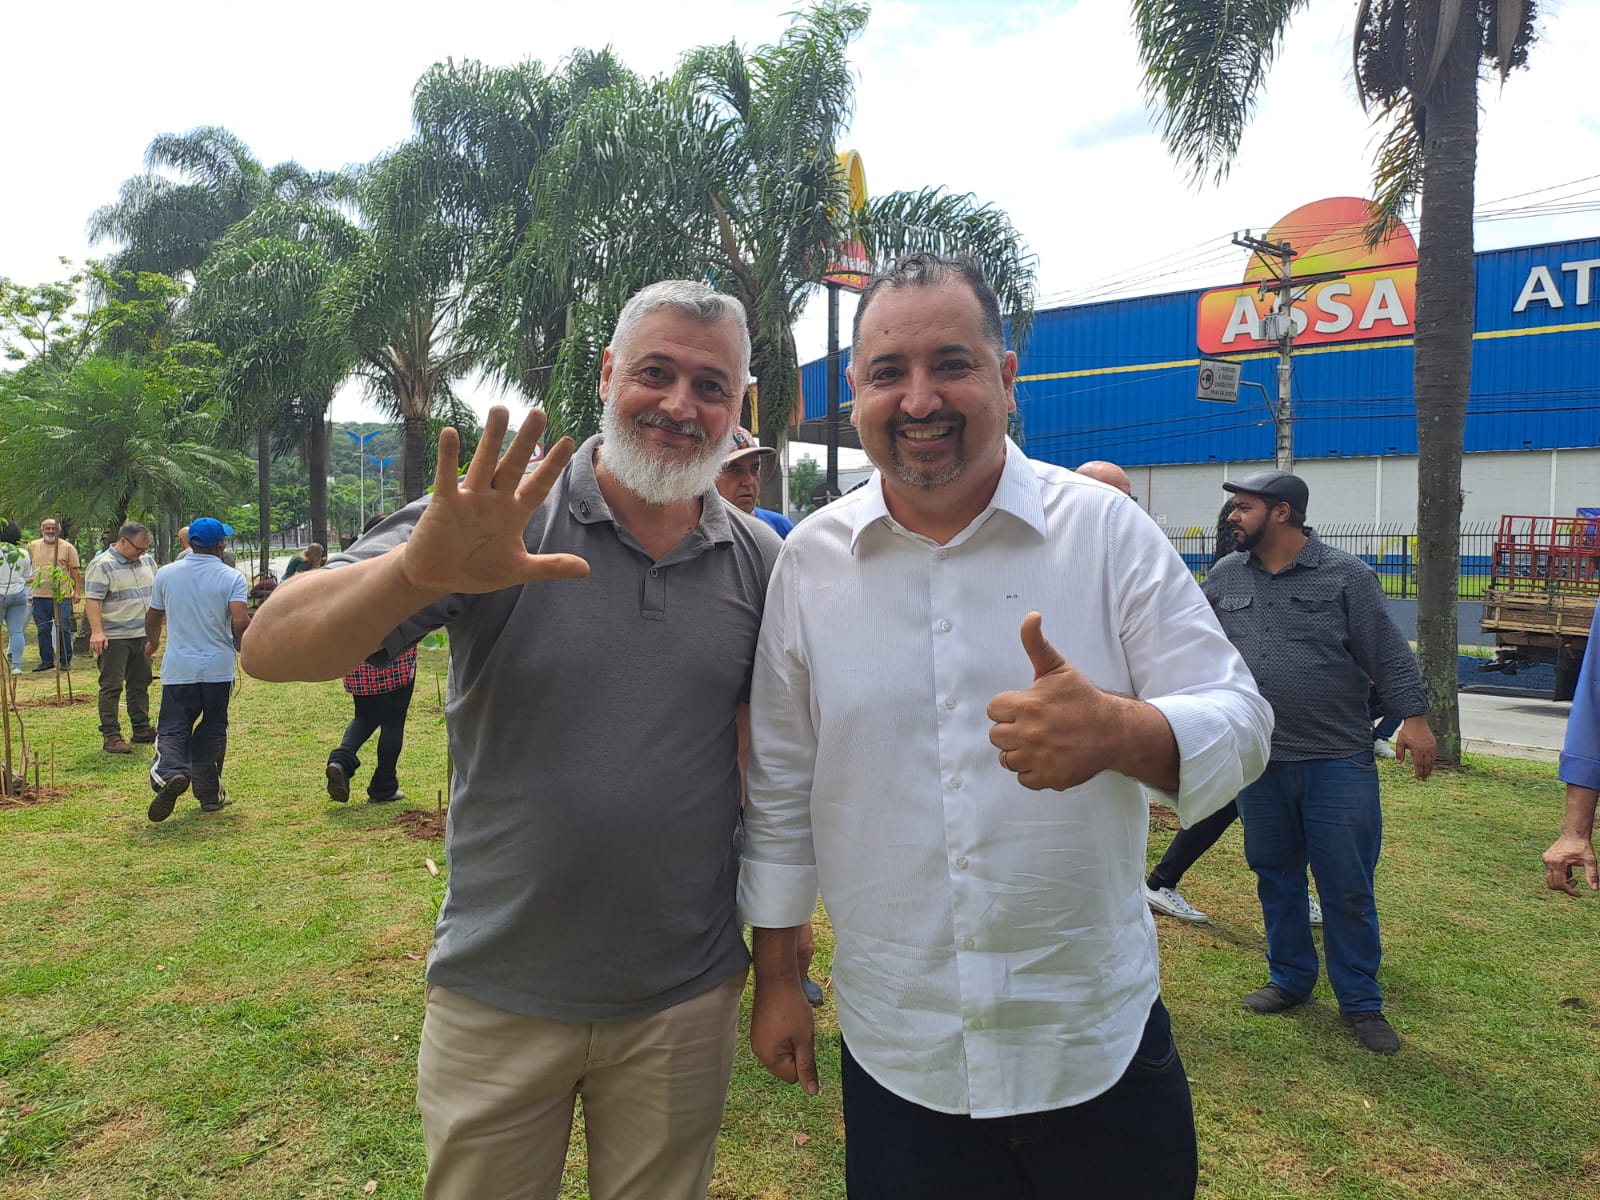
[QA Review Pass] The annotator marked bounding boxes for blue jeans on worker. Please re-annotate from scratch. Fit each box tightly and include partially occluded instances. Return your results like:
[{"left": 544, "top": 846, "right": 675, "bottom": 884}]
[
  {"left": 150, "top": 682, "right": 233, "bottom": 806},
  {"left": 31, "top": 596, "right": 74, "bottom": 667},
  {"left": 1235, "top": 754, "right": 1384, "bottom": 1012},
  {"left": 841, "top": 997, "right": 1197, "bottom": 1200},
  {"left": 3, "top": 593, "right": 28, "bottom": 672}
]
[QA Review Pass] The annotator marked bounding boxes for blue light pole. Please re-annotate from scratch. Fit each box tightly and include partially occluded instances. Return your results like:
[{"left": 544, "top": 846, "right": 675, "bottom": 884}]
[
  {"left": 367, "top": 454, "right": 400, "bottom": 514},
  {"left": 341, "top": 429, "right": 382, "bottom": 527}
]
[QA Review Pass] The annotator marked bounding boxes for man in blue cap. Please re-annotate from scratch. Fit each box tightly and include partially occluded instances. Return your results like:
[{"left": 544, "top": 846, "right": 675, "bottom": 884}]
[
  {"left": 1203, "top": 469, "right": 1435, "bottom": 1054},
  {"left": 144, "top": 517, "right": 251, "bottom": 820}
]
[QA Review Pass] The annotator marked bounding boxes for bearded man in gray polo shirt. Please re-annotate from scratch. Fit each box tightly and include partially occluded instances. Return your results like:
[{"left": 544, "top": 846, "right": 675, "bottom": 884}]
[{"left": 242, "top": 280, "right": 781, "bottom": 1200}]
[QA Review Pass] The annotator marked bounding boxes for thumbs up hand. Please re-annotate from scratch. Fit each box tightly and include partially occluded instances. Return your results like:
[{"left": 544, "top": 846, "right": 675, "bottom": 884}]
[{"left": 987, "top": 612, "right": 1119, "bottom": 792}]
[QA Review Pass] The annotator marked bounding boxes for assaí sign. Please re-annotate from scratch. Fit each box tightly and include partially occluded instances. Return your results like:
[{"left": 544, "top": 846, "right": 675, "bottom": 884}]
[{"left": 1196, "top": 197, "right": 1418, "bottom": 355}]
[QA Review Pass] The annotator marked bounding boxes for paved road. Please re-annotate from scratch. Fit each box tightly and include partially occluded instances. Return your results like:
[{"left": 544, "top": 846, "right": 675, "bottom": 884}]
[{"left": 1458, "top": 690, "right": 1572, "bottom": 762}]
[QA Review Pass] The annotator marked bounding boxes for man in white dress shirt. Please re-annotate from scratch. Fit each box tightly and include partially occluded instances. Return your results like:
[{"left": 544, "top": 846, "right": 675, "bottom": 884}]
[{"left": 739, "top": 253, "right": 1273, "bottom": 1199}]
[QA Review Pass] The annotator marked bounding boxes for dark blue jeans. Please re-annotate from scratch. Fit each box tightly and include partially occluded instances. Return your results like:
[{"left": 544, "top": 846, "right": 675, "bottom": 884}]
[
  {"left": 31, "top": 597, "right": 73, "bottom": 666},
  {"left": 151, "top": 682, "right": 232, "bottom": 805},
  {"left": 841, "top": 998, "right": 1197, "bottom": 1200},
  {"left": 1235, "top": 755, "right": 1384, "bottom": 1012}
]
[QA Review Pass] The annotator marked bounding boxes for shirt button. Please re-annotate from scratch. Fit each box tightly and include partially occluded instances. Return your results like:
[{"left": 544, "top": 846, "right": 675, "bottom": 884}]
[
  {"left": 950, "top": 776, "right": 962, "bottom": 790},
  {"left": 944, "top": 697, "right": 957, "bottom": 710},
  {"left": 579, "top": 501, "right": 591, "bottom": 516},
  {"left": 937, "top": 549, "right": 949, "bottom": 560},
  {"left": 649, "top": 567, "right": 659, "bottom": 578},
  {"left": 955, "top": 856, "right": 969, "bottom": 869},
  {"left": 962, "top": 937, "right": 976, "bottom": 951},
  {"left": 940, "top": 619, "right": 952, "bottom": 633}
]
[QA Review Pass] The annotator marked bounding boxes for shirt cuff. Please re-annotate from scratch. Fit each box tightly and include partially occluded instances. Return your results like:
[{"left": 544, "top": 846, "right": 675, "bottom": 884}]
[
  {"left": 738, "top": 859, "right": 820, "bottom": 929},
  {"left": 1559, "top": 751, "right": 1600, "bottom": 793},
  {"left": 1145, "top": 693, "right": 1267, "bottom": 827}
]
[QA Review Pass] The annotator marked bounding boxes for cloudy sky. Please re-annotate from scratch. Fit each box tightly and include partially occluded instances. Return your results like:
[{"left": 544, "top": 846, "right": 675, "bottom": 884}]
[{"left": 4, "top": 0, "right": 1597, "bottom": 427}]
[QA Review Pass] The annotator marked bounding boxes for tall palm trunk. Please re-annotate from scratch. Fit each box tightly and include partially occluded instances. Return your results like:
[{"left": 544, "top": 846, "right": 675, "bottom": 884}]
[
  {"left": 1412, "top": 12, "right": 1479, "bottom": 765},
  {"left": 307, "top": 401, "right": 330, "bottom": 547},
  {"left": 257, "top": 422, "right": 272, "bottom": 579},
  {"left": 751, "top": 322, "right": 799, "bottom": 512}
]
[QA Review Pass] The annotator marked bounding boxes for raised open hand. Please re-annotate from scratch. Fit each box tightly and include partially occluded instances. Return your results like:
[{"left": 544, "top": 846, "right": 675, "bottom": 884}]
[{"left": 398, "top": 406, "right": 590, "bottom": 596}]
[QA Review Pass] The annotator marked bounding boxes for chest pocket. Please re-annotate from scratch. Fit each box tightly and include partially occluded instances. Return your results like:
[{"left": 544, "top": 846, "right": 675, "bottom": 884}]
[
  {"left": 1216, "top": 594, "right": 1253, "bottom": 613},
  {"left": 1287, "top": 589, "right": 1344, "bottom": 641}
]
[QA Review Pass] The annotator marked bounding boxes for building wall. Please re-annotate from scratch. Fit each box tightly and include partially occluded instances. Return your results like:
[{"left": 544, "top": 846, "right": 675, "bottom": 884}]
[{"left": 1131, "top": 447, "right": 1600, "bottom": 532}]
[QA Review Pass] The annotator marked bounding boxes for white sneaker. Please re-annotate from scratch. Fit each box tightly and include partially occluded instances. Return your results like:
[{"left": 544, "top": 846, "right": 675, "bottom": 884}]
[
  {"left": 1309, "top": 895, "right": 1324, "bottom": 926},
  {"left": 1145, "top": 885, "right": 1209, "bottom": 923},
  {"left": 1373, "top": 739, "right": 1396, "bottom": 759}
]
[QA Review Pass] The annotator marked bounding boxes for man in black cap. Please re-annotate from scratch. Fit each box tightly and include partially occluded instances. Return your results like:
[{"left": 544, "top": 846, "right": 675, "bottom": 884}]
[{"left": 1203, "top": 469, "right": 1435, "bottom": 1054}]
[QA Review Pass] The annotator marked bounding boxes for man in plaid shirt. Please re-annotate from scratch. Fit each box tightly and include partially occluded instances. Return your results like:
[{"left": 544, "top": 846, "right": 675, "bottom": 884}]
[{"left": 326, "top": 641, "right": 418, "bottom": 804}]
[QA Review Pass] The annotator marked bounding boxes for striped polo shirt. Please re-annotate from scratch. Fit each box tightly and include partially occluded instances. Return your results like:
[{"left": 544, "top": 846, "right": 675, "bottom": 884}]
[{"left": 83, "top": 548, "right": 157, "bottom": 639}]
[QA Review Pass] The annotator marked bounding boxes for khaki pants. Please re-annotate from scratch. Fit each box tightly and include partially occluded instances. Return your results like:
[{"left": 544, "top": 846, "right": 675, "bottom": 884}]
[{"left": 417, "top": 973, "right": 745, "bottom": 1200}]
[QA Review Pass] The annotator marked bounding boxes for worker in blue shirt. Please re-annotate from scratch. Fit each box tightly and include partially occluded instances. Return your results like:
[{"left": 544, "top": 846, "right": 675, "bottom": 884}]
[{"left": 1544, "top": 604, "right": 1600, "bottom": 895}]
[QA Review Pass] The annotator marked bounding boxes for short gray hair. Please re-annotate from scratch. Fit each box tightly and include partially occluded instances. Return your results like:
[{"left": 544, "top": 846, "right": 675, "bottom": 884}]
[
  {"left": 119, "top": 521, "right": 150, "bottom": 544},
  {"left": 611, "top": 280, "right": 751, "bottom": 388}
]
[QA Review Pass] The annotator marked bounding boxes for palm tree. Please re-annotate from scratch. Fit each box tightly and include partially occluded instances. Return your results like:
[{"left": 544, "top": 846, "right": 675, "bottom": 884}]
[
  {"left": 527, "top": 1, "right": 1038, "bottom": 507},
  {"left": 0, "top": 355, "right": 245, "bottom": 540},
  {"left": 88, "top": 127, "right": 336, "bottom": 281},
  {"left": 330, "top": 143, "right": 480, "bottom": 502},
  {"left": 1131, "top": 0, "right": 1539, "bottom": 763},
  {"left": 185, "top": 202, "right": 359, "bottom": 572}
]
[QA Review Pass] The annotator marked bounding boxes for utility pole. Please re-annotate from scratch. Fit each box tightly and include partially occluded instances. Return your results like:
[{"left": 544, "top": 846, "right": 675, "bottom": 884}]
[{"left": 1232, "top": 232, "right": 1297, "bottom": 471}]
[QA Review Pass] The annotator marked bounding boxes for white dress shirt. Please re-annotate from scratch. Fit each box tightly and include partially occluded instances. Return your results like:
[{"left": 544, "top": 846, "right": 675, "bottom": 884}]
[{"left": 739, "top": 443, "right": 1272, "bottom": 1117}]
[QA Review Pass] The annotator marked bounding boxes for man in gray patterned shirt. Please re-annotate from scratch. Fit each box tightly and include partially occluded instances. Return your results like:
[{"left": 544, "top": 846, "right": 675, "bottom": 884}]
[{"left": 1203, "top": 470, "right": 1436, "bottom": 1055}]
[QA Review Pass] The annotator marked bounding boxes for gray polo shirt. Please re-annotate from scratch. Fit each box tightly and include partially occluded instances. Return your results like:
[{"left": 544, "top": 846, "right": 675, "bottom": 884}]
[
  {"left": 334, "top": 436, "right": 782, "bottom": 1020},
  {"left": 1203, "top": 534, "right": 1427, "bottom": 761}
]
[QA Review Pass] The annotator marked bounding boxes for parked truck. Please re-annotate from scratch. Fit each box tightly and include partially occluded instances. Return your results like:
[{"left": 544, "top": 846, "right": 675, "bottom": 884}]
[{"left": 1479, "top": 512, "right": 1598, "bottom": 701}]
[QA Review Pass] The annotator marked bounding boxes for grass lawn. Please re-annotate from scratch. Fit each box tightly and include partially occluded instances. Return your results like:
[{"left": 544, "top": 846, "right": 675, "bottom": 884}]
[{"left": 2, "top": 651, "right": 1597, "bottom": 1199}]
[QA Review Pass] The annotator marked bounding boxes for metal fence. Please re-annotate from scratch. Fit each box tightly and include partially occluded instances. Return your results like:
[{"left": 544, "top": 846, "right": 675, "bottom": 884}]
[{"left": 1165, "top": 522, "right": 1502, "bottom": 600}]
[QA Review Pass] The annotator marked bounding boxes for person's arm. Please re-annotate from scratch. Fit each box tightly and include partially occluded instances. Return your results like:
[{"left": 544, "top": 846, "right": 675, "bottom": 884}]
[
  {"left": 85, "top": 598, "right": 107, "bottom": 654},
  {"left": 1346, "top": 562, "right": 1436, "bottom": 779},
  {"left": 1544, "top": 784, "right": 1599, "bottom": 896},
  {"left": 989, "top": 507, "right": 1272, "bottom": 823},
  {"left": 144, "top": 607, "right": 164, "bottom": 660},
  {"left": 228, "top": 600, "right": 251, "bottom": 651},
  {"left": 241, "top": 408, "right": 589, "bottom": 682},
  {"left": 740, "top": 552, "right": 823, "bottom": 1093}
]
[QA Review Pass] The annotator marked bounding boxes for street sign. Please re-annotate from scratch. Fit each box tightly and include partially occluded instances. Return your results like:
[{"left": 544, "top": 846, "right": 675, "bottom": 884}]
[{"left": 1196, "top": 358, "right": 1242, "bottom": 404}]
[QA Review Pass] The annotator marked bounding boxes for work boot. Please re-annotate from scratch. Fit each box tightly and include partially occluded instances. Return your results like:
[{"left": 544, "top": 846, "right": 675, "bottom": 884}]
[
  {"left": 103, "top": 735, "right": 134, "bottom": 755},
  {"left": 131, "top": 729, "right": 157, "bottom": 745},
  {"left": 148, "top": 775, "right": 190, "bottom": 823}
]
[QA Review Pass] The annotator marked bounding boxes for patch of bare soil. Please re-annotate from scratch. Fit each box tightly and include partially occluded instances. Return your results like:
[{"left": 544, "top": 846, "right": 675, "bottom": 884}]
[
  {"left": 394, "top": 808, "right": 447, "bottom": 840},
  {"left": 1149, "top": 802, "right": 1181, "bottom": 832},
  {"left": 0, "top": 781, "right": 68, "bottom": 810}
]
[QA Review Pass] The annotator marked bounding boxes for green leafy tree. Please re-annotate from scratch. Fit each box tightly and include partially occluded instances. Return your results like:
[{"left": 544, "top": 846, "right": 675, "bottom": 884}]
[
  {"left": 1130, "top": 0, "right": 1539, "bottom": 764},
  {"left": 0, "top": 355, "right": 246, "bottom": 542},
  {"left": 789, "top": 456, "right": 823, "bottom": 514},
  {"left": 528, "top": 2, "right": 1038, "bottom": 508}
]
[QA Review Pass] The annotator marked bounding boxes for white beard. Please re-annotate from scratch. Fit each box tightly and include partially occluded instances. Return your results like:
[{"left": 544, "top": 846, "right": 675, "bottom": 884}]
[{"left": 599, "top": 401, "right": 731, "bottom": 507}]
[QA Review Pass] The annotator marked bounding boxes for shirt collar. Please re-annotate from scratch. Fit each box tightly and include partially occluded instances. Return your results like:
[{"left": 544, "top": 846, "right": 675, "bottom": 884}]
[
  {"left": 1248, "top": 531, "right": 1325, "bottom": 573},
  {"left": 849, "top": 437, "right": 1046, "bottom": 554},
  {"left": 567, "top": 434, "right": 734, "bottom": 546}
]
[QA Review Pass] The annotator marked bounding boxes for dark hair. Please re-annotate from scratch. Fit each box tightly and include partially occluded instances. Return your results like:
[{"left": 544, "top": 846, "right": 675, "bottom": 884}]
[
  {"left": 851, "top": 253, "right": 1006, "bottom": 361},
  {"left": 1211, "top": 499, "right": 1236, "bottom": 566},
  {"left": 0, "top": 521, "right": 20, "bottom": 544}
]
